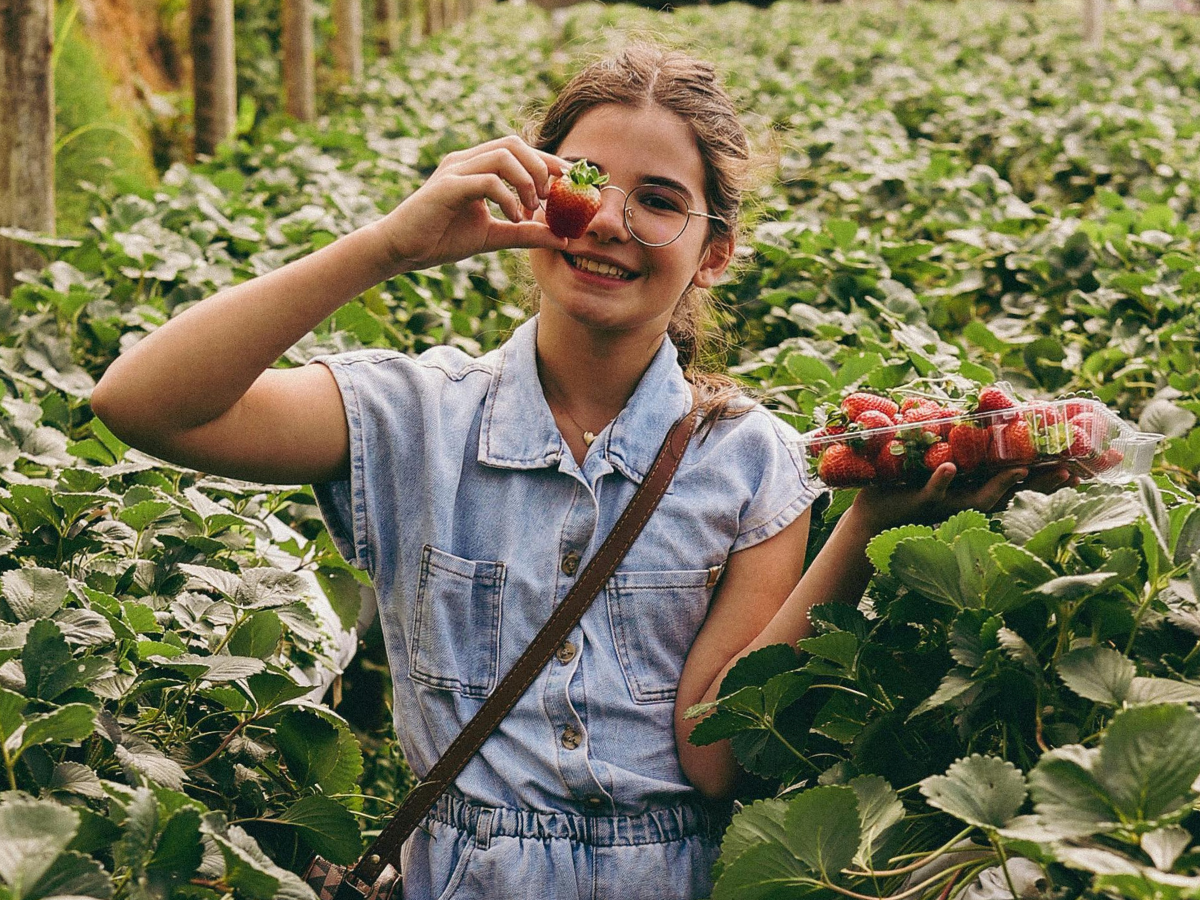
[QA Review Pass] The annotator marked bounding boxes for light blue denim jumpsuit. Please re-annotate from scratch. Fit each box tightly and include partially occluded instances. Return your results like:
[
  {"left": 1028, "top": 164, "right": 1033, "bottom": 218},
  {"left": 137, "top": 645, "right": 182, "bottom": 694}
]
[{"left": 311, "top": 316, "right": 820, "bottom": 900}]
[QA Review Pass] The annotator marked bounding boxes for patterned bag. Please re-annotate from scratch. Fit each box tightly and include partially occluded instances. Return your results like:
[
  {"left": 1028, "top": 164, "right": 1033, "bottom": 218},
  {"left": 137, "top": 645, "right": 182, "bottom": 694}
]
[
  {"left": 300, "top": 408, "right": 696, "bottom": 900},
  {"left": 302, "top": 853, "right": 401, "bottom": 900}
]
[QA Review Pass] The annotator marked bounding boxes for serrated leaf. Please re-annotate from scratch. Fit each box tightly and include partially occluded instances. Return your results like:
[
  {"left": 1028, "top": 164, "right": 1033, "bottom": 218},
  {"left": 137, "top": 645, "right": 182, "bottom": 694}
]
[
  {"left": 177, "top": 564, "right": 242, "bottom": 599},
  {"left": 1028, "top": 745, "right": 1118, "bottom": 838},
  {"left": 1127, "top": 678, "right": 1200, "bottom": 706},
  {"left": 53, "top": 609, "right": 116, "bottom": 648},
  {"left": 996, "top": 628, "right": 1039, "bottom": 672},
  {"left": 1002, "top": 486, "right": 1142, "bottom": 546},
  {"left": 1142, "top": 826, "right": 1191, "bottom": 871},
  {"left": 114, "top": 737, "right": 187, "bottom": 791},
  {"left": 276, "top": 795, "right": 362, "bottom": 864},
  {"left": 235, "top": 568, "right": 306, "bottom": 609},
  {"left": 889, "top": 536, "right": 960, "bottom": 605},
  {"left": 22, "top": 619, "right": 82, "bottom": 701},
  {"left": 1099, "top": 704, "right": 1200, "bottom": 823},
  {"left": 989, "top": 543, "right": 1057, "bottom": 585},
  {"left": 1037, "top": 571, "right": 1124, "bottom": 600},
  {"left": 782, "top": 785, "right": 861, "bottom": 878},
  {"left": 936, "top": 509, "right": 991, "bottom": 541},
  {"left": 865, "top": 524, "right": 933, "bottom": 576},
  {"left": 807, "top": 603, "right": 868, "bottom": 640},
  {"left": 23, "top": 849, "right": 113, "bottom": 900},
  {"left": 227, "top": 611, "right": 283, "bottom": 660},
  {"left": 710, "top": 840, "right": 819, "bottom": 900},
  {"left": 720, "top": 799, "right": 790, "bottom": 867},
  {"left": 1137, "top": 475, "right": 1171, "bottom": 557},
  {"left": 245, "top": 671, "right": 313, "bottom": 709},
  {"left": 118, "top": 500, "right": 174, "bottom": 533},
  {"left": 850, "top": 775, "right": 903, "bottom": 868},
  {"left": 274, "top": 709, "right": 362, "bottom": 794},
  {"left": 1058, "top": 646, "right": 1135, "bottom": 705},
  {"left": 920, "top": 755, "right": 1027, "bottom": 829},
  {"left": 909, "top": 671, "right": 976, "bottom": 720},
  {"left": 20, "top": 704, "right": 96, "bottom": 755},
  {"left": 0, "top": 798, "right": 80, "bottom": 879},
  {"left": 146, "top": 806, "right": 203, "bottom": 886},
  {"left": 47, "top": 761, "right": 105, "bottom": 799},
  {"left": 719, "top": 644, "right": 799, "bottom": 698},
  {"left": 797, "top": 632, "right": 857, "bottom": 669},
  {"left": 113, "top": 787, "right": 158, "bottom": 875},
  {"left": 1, "top": 568, "right": 70, "bottom": 621},
  {"left": 157, "top": 654, "right": 265, "bottom": 683}
]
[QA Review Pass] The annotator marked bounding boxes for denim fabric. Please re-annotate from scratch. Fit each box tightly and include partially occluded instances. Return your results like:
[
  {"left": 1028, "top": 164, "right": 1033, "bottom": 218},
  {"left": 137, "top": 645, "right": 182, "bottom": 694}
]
[{"left": 310, "top": 316, "right": 820, "bottom": 897}]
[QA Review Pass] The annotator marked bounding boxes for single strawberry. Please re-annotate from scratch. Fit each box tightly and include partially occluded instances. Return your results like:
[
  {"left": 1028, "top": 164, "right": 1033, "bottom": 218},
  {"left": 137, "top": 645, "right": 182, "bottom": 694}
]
[
  {"left": 841, "top": 392, "right": 900, "bottom": 421},
  {"left": 1024, "top": 403, "right": 1061, "bottom": 430},
  {"left": 806, "top": 425, "right": 846, "bottom": 458},
  {"left": 817, "top": 443, "right": 877, "bottom": 488},
  {"left": 948, "top": 422, "right": 990, "bottom": 473},
  {"left": 545, "top": 159, "right": 609, "bottom": 239},
  {"left": 852, "top": 409, "right": 896, "bottom": 454},
  {"left": 899, "top": 396, "right": 930, "bottom": 414},
  {"left": 997, "top": 420, "right": 1037, "bottom": 464},
  {"left": 1066, "top": 416, "right": 1098, "bottom": 459},
  {"left": 974, "top": 385, "right": 1016, "bottom": 415},
  {"left": 875, "top": 439, "right": 908, "bottom": 481},
  {"left": 923, "top": 441, "right": 954, "bottom": 471},
  {"left": 1092, "top": 447, "right": 1125, "bottom": 473},
  {"left": 903, "top": 404, "right": 954, "bottom": 440}
]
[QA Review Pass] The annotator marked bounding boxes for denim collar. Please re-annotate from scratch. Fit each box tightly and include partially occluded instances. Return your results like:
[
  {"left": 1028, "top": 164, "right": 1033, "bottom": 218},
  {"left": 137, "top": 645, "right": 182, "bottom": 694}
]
[{"left": 478, "top": 316, "right": 692, "bottom": 483}]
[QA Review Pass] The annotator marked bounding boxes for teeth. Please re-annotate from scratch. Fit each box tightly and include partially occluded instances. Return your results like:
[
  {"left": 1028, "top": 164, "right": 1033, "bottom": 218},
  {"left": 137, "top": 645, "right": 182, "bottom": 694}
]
[{"left": 569, "top": 255, "right": 634, "bottom": 280}]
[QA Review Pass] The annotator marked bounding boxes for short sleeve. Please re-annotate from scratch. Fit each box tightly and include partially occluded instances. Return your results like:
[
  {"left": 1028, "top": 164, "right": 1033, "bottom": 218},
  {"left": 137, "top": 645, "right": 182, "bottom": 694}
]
[{"left": 728, "top": 408, "right": 824, "bottom": 554}]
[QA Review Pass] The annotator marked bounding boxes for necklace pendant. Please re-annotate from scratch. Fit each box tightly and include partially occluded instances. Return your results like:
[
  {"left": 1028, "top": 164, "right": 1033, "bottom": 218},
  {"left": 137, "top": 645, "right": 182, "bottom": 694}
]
[{"left": 583, "top": 431, "right": 596, "bottom": 447}]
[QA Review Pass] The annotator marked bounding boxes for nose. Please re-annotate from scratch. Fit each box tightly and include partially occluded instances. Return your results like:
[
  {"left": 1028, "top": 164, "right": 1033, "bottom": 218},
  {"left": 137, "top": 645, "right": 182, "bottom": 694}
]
[{"left": 587, "top": 185, "right": 631, "bottom": 242}]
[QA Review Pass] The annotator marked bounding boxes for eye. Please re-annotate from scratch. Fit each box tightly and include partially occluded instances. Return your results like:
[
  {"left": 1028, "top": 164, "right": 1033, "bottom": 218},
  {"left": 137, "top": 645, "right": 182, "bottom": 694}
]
[{"left": 632, "top": 186, "right": 689, "bottom": 216}]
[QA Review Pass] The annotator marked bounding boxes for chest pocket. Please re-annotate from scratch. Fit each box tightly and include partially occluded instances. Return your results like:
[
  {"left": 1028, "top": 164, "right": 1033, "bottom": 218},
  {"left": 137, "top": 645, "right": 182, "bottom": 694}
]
[
  {"left": 606, "top": 569, "right": 714, "bottom": 704},
  {"left": 409, "top": 545, "right": 505, "bottom": 698}
]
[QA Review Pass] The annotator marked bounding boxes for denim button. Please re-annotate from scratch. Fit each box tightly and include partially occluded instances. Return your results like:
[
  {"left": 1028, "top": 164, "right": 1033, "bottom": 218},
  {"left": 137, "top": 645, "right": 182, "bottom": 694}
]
[
  {"left": 561, "top": 550, "right": 581, "bottom": 576},
  {"left": 561, "top": 725, "right": 582, "bottom": 750},
  {"left": 583, "top": 794, "right": 603, "bottom": 809},
  {"left": 555, "top": 641, "right": 577, "bottom": 664}
]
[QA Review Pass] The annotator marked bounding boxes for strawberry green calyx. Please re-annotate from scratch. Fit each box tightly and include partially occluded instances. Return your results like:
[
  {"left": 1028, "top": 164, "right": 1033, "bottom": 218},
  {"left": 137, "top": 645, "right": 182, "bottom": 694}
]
[{"left": 564, "top": 159, "right": 609, "bottom": 190}]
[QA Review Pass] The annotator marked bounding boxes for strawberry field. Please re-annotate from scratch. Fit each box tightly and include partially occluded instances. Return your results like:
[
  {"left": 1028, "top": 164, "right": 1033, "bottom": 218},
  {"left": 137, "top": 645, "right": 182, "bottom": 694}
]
[{"left": 2, "top": 1, "right": 1200, "bottom": 897}]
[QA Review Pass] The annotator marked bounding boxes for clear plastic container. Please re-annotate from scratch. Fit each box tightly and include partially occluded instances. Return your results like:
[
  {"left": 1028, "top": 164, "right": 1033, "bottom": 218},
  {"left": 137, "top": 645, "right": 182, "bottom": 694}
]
[{"left": 800, "top": 390, "right": 1164, "bottom": 490}]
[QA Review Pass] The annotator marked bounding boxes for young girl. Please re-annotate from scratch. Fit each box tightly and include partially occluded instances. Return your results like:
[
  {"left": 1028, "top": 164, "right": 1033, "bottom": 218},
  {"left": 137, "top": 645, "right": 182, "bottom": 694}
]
[{"left": 92, "top": 43, "right": 1067, "bottom": 900}]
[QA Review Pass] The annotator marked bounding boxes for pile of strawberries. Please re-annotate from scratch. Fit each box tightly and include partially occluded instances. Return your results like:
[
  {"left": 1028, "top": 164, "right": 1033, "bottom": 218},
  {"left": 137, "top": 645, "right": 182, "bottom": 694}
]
[{"left": 807, "top": 386, "right": 1126, "bottom": 488}]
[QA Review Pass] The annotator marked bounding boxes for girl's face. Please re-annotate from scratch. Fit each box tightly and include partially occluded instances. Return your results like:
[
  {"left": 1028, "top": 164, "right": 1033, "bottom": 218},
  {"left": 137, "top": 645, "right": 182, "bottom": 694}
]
[{"left": 529, "top": 103, "right": 733, "bottom": 340}]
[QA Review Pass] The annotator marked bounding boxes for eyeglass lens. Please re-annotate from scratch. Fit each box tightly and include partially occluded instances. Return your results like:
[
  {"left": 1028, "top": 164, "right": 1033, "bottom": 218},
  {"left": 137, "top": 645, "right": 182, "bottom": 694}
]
[{"left": 623, "top": 185, "right": 692, "bottom": 247}]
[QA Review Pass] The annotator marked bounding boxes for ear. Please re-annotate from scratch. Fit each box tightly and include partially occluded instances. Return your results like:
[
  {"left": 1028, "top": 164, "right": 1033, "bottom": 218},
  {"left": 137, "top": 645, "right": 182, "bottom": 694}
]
[{"left": 691, "top": 234, "right": 735, "bottom": 290}]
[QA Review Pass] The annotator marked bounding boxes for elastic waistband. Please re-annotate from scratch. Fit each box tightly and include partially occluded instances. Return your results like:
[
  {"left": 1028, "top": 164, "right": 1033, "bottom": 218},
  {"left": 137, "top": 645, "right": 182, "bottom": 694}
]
[{"left": 423, "top": 793, "right": 732, "bottom": 847}]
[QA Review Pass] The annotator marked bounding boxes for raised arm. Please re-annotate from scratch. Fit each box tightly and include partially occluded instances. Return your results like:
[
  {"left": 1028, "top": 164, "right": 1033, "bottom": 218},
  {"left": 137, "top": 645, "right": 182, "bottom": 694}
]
[{"left": 91, "top": 137, "right": 569, "bottom": 485}]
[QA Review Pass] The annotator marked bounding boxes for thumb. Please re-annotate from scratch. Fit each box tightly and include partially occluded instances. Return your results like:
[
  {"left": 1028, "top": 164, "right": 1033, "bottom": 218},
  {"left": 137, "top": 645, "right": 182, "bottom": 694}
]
[{"left": 484, "top": 221, "right": 569, "bottom": 253}]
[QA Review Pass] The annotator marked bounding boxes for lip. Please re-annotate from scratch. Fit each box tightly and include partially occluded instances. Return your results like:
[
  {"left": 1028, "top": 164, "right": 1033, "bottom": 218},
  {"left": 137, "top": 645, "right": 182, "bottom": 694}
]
[{"left": 563, "top": 251, "right": 640, "bottom": 282}]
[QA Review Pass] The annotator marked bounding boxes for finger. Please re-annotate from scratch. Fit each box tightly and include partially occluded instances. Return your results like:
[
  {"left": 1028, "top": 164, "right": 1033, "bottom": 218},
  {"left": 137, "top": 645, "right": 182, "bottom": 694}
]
[
  {"left": 453, "top": 172, "right": 525, "bottom": 223},
  {"left": 483, "top": 220, "right": 570, "bottom": 253},
  {"left": 1021, "top": 466, "right": 1072, "bottom": 495},
  {"left": 451, "top": 148, "right": 544, "bottom": 212},
  {"left": 921, "top": 463, "right": 957, "bottom": 504},
  {"left": 983, "top": 467, "right": 1029, "bottom": 511}
]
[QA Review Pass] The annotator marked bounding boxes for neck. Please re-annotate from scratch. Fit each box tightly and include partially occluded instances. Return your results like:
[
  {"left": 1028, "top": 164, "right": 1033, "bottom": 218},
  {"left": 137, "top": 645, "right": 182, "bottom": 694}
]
[{"left": 534, "top": 312, "right": 667, "bottom": 425}]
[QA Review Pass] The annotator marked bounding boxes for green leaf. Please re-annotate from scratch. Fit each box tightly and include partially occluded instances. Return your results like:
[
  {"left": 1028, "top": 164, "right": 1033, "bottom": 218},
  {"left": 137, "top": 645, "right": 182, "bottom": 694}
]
[
  {"left": 920, "top": 755, "right": 1027, "bottom": 830},
  {"left": 1028, "top": 745, "right": 1117, "bottom": 838},
  {"left": 227, "top": 610, "right": 283, "bottom": 660},
  {"left": 865, "top": 524, "right": 933, "bottom": 576},
  {"left": 782, "top": 785, "right": 861, "bottom": 878},
  {"left": 797, "top": 632, "right": 857, "bottom": 669},
  {"left": 246, "top": 671, "right": 313, "bottom": 709},
  {"left": 113, "top": 787, "right": 158, "bottom": 875},
  {"left": 849, "top": 775, "right": 903, "bottom": 868},
  {"left": 0, "top": 688, "right": 26, "bottom": 742},
  {"left": 19, "top": 704, "right": 96, "bottom": 756},
  {"left": 909, "top": 670, "right": 976, "bottom": 720},
  {"left": 889, "top": 536, "right": 961, "bottom": 606},
  {"left": 1058, "top": 646, "right": 1135, "bottom": 705},
  {"left": 146, "top": 806, "right": 203, "bottom": 887},
  {"left": 711, "top": 840, "right": 819, "bottom": 900},
  {"left": 1099, "top": 704, "right": 1200, "bottom": 823},
  {"left": 719, "top": 644, "right": 799, "bottom": 698},
  {"left": 827, "top": 218, "right": 858, "bottom": 250},
  {"left": 156, "top": 653, "right": 266, "bottom": 682},
  {"left": 720, "top": 799, "right": 790, "bottom": 868},
  {"left": 0, "top": 799, "right": 80, "bottom": 898},
  {"left": 990, "top": 543, "right": 1057, "bottom": 586},
  {"left": 22, "top": 619, "right": 81, "bottom": 701},
  {"left": 276, "top": 795, "right": 362, "bottom": 865},
  {"left": 1126, "top": 678, "right": 1200, "bottom": 706},
  {"left": 936, "top": 510, "right": 992, "bottom": 541},
  {"left": 118, "top": 500, "right": 173, "bottom": 532},
  {"left": 22, "top": 849, "right": 113, "bottom": 900},
  {"left": 1, "top": 568, "right": 69, "bottom": 621},
  {"left": 274, "top": 709, "right": 362, "bottom": 794},
  {"left": 1002, "top": 486, "right": 1142, "bottom": 546},
  {"left": 1037, "top": 571, "right": 1125, "bottom": 600}
]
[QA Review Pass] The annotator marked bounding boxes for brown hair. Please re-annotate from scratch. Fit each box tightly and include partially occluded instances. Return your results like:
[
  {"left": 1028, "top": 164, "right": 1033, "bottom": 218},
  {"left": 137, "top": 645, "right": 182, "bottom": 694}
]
[{"left": 526, "top": 42, "right": 755, "bottom": 426}]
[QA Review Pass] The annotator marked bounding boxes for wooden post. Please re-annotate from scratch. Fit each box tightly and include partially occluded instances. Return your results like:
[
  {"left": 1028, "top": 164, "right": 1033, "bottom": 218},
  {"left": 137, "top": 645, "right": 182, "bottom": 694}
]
[
  {"left": 0, "top": 0, "right": 54, "bottom": 295},
  {"left": 375, "top": 0, "right": 401, "bottom": 55},
  {"left": 333, "top": 0, "right": 363, "bottom": 83},
  {"left": 190, "top": 0, "right": 237, "bottom": 157},
  {"left": 1083, "top": 0, "right": 1104, "bottom": 48},
  {"left": 425, "top": 0, "right": 442, "bottom": 37},
  {"left": 282, "top": 0, "right": 315, "bottom": 121}
]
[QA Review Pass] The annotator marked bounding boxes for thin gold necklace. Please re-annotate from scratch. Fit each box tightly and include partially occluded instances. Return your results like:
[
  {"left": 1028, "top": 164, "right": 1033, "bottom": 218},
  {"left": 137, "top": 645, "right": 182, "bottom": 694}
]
[{"left": 547, "top": 392, "right": 607, "bottom": 447}]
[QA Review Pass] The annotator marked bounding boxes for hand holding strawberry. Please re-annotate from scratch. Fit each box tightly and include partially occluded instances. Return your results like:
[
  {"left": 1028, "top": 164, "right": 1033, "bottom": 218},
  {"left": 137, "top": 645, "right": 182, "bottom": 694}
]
[{"left": 545, "top": 159, "right": 609, "bottom": 239}]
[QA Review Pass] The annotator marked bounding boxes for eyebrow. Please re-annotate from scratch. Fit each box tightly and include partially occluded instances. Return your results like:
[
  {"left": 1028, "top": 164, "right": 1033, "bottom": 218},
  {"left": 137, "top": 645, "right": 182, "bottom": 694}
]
[{"left": 562, "top": 157, "right": 698, "bottom": 204}]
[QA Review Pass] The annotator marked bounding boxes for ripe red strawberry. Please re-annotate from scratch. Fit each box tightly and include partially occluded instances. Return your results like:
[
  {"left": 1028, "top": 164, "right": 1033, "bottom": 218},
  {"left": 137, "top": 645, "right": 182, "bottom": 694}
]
[
  {"left": 817, "top": 443, "right": 876, "bottom": 487},
  {"left": 875, "top": 439, "right": 907, "bottom": 481},
  {"left": 841, "top": 392, "right": 899, "bottom": 421},
  {"left": 853, "top": 409, "right": 896, "bottom": 454},
  {"left": 974, "top": 386, "right": 1016, "bottom": 414},
  {"left": 806, "top": 425, "right": 847, "bottom": 458},
  {"left": 923, "top": 441, "right": 954, "bottom": 471},
  {"left": 948, "top": 422, "right": 990, "bottom": 472},
  {"left": 899, "top": 396, "right": 933, "bottom": 414},
  {"left": 1092, "top": 447, "right": 1124, "bottom": 473},
  {"left": 1024, "top": 403, "right": 1061, "bottom": 429},
  {"left": 903, "top": 404, "right": 954, "bottom": 440},
  {"left": 1066, "top": 418, "right": 1097, "bottom": 459},
  {"left": 997, "top": 420, "right": 1036, "bottom": 463},
  {"left": 545, "top": 159, "right": 609, "bottom": 239}
]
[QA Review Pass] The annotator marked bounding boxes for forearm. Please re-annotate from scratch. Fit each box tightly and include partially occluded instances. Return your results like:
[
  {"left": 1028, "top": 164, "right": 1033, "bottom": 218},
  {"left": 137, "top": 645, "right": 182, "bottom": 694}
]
[
  {"left": 92, "top": 219, "right": 402, "bottom": 437},
  {"left": 677, "top": 502, "right": 879, "bottom": 797}
]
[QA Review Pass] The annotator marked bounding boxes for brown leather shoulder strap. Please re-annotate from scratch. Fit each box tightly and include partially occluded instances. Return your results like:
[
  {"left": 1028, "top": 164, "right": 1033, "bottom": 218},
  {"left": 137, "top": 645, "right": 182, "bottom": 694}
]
[{"left": 349, "top": 405, "right": 697, "bottom": 886}]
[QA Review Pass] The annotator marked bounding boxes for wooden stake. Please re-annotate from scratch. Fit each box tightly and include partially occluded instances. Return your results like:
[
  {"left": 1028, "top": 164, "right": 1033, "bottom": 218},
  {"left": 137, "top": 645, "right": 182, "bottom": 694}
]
[
  {"left": 190, "top": 0, "right": 237, "bottom": 157},
  {"left": 282, "top": 0, "right": 315, "bottom": 121},
  {"left": 0, "top": 0, "right": 54, "bottom": 295},
  {"left": 1083, "top": 0, "right": 1104, "bottom": 49},
  {"left": 375, "top": 0, "right": 401, "bottom": 55},
  {"left": 333, "top": 0, "right": 363, "bottom": 83}
]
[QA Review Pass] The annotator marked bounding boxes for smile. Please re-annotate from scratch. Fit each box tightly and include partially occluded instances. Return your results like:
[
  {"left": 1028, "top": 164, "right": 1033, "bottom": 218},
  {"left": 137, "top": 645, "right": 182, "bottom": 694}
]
[{"left": 565, "top": 253, "right": 638, "bottom": 281}]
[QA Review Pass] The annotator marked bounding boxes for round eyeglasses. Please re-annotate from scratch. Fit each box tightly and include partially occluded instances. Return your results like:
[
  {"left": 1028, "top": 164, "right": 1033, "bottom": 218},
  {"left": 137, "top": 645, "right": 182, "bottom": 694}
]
[{"left": 601, "top": 184, "right": 724, "bottom": 247}]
